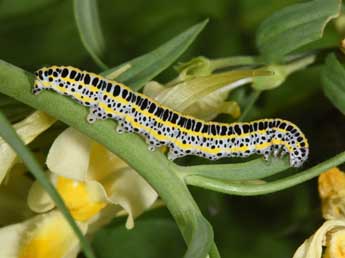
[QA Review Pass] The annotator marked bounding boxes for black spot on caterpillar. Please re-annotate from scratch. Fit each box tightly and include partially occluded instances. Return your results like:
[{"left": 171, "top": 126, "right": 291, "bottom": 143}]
[{"left": 33, "top": 66, "right": 309, "bottom": 167}]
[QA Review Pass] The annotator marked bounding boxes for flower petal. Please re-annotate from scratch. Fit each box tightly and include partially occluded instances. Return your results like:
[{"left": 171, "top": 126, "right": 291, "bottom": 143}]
[
  {"left": 101, "top": 167, "right": 158, "bottom": 229},
  {"left": 319, "top": 167, "right": 345, "bottom": 200},
  {"left": 0, "top": 111, "right": 55, "bottom": 184},
  {"left": 324, "top": 227, "right": 345, "bottom": 258},
  {"left": 27, "top": 179, "right": 54, "bottom": 213},
  {"left": 0, "top": 210, "right": 87, "bottom": 258},
  {"left": 46, "top": 128, "right": 92, "bottom": 181},
  {"left": 292, "top": 220, "right": 345, "bottom": 258},
  {"left": 144, "top": 78, "right": 242, "bottom": 120},
  {"left": 318, "top": 167, "right": 345, "bottom": 220},
  {"left": 55, "top": 176, "right": 107, "bottom": 222},
  {"left": 183, "top": 91, "right": 241, "bottom": 120},
  {"left": 174, "top": 56, "right": 212, "bottom": 80},
  {"left": 87, "top": 142, "right": 128, "bottom": 181},
  {"left": 154, "top": 69, "right": 268, "bottom": 112}
]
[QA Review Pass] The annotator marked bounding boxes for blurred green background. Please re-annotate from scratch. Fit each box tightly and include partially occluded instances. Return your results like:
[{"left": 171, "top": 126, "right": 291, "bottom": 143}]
[{"left": 1, "top": 0, "right": 344, "bottom": 257}]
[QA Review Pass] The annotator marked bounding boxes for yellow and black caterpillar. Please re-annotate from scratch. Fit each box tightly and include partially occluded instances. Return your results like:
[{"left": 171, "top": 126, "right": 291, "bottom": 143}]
[{"left": 33, "top": 66, "right": 309, "bottom": 167}]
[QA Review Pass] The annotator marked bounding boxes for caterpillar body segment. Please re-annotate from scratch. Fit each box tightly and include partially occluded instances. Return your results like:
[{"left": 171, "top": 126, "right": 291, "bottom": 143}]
[{"left": 33, "top": 66, "right": 309, "bottom": 167}]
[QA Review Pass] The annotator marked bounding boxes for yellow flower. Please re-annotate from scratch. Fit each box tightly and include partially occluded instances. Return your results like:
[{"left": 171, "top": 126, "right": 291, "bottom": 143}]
[
  {"left": 292, "top": 167, "right": 345, "bottom": 258},
  {"left": 28, "top": 127, "right": 158, "bottom": 228},
  {"left": 292, "top": 220, "right": 345, "bottom": 258},
  {"left": 324, "top": 228, "right": 345, "bottom": 258},
  {"left": 0, "top": 124, "right": 158, "bottom": 258},
  {"left": 0, "top": 210, "right": 87, "bottom": 258},
  {"left": 319, "top": 167, "right": 345, "bottom": 220}
]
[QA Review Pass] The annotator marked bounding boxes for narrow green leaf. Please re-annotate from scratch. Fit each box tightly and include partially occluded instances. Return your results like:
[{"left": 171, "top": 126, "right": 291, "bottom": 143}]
[
  {"left": 102, "top": 19, "right": 208, "bottom": 90},
  {"left": 321, "top": 53, "right": 345, "bottom": 115},
  {"left": 0, "top": 111, "right": 96, "bottom": 258},
  {"left": 74, "top": 0, "right": 108, "bottom": 69},
  {"left": 256, "top": 0, "right": 341, "bottom": 61},
  {"left": 185, "top": 217, "right": 213, "bottom": 258}
]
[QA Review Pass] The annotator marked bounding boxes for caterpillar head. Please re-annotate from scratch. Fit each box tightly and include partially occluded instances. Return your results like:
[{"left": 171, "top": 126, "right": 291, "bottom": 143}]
[
  {"left": 32, "top": 67, "right": 53, "bottom": 95},
  {"left": 289, "top": 147, "right": 309, "bottom": 167}
]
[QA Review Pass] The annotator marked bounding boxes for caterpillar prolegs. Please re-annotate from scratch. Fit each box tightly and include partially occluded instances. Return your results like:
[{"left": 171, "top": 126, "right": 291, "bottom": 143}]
[{"left": 33, "top": 66, "right": 309, "bottom": 167}]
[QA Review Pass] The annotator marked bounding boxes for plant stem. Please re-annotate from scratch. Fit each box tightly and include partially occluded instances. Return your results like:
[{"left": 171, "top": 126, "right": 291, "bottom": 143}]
[
  {"left": 184, "top": 151, "right": 345, "bottom": 196},
  {"left": 238, "top": 90, "right": 262, "bottom": 122},
  {"left": 210, "top": 56, "right": 260, "bottom": 71}
]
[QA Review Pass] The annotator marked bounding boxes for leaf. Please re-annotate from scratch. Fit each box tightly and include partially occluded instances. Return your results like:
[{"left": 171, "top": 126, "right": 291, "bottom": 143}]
[
  {"left": 256, "top": 0, "right": 341, "bottom": 61},
  {"left": 0, "top": 111, "right": 96, "bottom": 258},
  {"left": 93, "top": 218, "right": 185, "bottom": 258},
  {"left": 102, "top": 19, "right": 208, "bottom": 90},
  {"left": 321, "top": 53, "right": 345, "bottom": 115},
  {"left": 0, "top": 0, "right": 56, "bottom": 19},
  {"left": 74, "top": 0, "right": 108, "bottom": 69}
]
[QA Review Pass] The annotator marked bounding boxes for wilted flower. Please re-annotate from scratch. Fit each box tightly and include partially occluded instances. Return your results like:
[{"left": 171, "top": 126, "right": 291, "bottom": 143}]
[
  {"left": 144, "top": 56, "right": 269, "bottom": 120},
  {"left": 292, "top": 167, "right": 345, "bottom": 258}
]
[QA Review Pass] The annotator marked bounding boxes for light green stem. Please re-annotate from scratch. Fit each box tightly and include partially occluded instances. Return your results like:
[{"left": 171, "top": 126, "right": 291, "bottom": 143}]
[
  {"left": 210, "top": 56, "right": 260, "bottom": 71},
  {"left": 184, "top": 151, "right": 345, "bottom": 196},
  {"left": 238, "top": 90, "right": 262, "bottom": 122}
]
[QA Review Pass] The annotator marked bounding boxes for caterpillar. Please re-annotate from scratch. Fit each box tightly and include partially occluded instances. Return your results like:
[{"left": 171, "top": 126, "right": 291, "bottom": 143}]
[{"left": 33, "top": 66, "right": 309, "bottom": 167}]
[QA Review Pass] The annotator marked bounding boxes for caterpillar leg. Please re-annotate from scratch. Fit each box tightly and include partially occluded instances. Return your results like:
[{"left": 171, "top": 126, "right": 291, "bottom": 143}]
[
  {"left": 32, "top": 80, "right": 45, "bottom": 95},
  {"left": 272, "top": 144, "right": 282, "bottom": 158},
  {"left": 87, "top": 106, "right": 106, "bottom": 123},
  {"left": 167, "top": 147, "right": 186, "bottom": 161},
  {"left": 145, "top": 137, "right": 163, "bottom": 152},
  {"left": 116, "top": 121, "right": 125, "bottom": 134}
]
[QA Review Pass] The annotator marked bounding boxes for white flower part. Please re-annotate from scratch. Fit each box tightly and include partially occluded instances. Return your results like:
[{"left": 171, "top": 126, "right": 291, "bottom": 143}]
[
  {"left": 27, "top": 178, "right": 54, "bottom": 213},
  {"left": 0, "top": 111, "right": 55, "bottom": 184},
  {"left": 0, "top": 220, "right": 28, "bottom": 258},
  {"left": 46, "top": 128, "right": 92, "bottom": 180},
  {"left": 292, "top": 220, "right": 345, "bottom": 258},
  {"left": 143, "top": 81, "right": 166, "bottom": 99},
  {"left": 0, "top": 210, "right": 87, "bottom": 258},
  {"left": 101, "top": 167, "right": 158, "bottom": 229},
  {"left": 42, "top": 126, "right": 158, "bottom": 228}
]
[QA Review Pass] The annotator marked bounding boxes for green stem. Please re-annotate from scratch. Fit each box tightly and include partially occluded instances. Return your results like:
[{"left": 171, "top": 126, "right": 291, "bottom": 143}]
[
  {"left": 210, "top": 56, "right": 260, "bottom": 71},
  {"left": 184, "top": 151, "right": 345, "bottom": 196},
  {"left": 178, "top": 157, "right": 289, "bottom": 181},
  {"left": 0, "top": 112, "right": 96, "bottom": 258},
  {"left": 0, "top": 60, "right": 216, "bottom": 258},
  {"left": 238, "top": 90, "right": 262, "bottom": 122}
]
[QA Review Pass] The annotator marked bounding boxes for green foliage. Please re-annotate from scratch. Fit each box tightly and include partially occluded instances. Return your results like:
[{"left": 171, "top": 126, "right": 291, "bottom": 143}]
[
  {"left": 93, "top": 217, "right": 184, "bottom": 258},
  {"left": 1, "top": 0, "right": 345, "bottom": 258},
  {"left": 102, "top": 20, "right": 208, "bottom": 90},
  {"left": 322, "top": 53, "right": 345, "bottom": 115},
  {"left": 74, "top": 0, "right": 107, "bottom": 69},
  {"left": 256, "top": 0, "right": 341, "bottom": 61}
]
